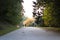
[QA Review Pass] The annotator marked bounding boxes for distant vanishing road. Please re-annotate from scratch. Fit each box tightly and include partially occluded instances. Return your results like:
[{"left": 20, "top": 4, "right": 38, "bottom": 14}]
[{"left": 0, "top": 27, "right": 60, "bottom": 40}]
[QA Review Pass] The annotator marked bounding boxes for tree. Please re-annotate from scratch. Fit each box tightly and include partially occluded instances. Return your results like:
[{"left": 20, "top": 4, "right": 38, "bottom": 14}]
[
  {"left": 32, "top": 1, "right": 44, "bottom": 26},
  {"left": 0, "top": 0, "right": 23, "bottom": 25},
  {"left": 36, "top": 0, "right": 60, "bottom": 27}
]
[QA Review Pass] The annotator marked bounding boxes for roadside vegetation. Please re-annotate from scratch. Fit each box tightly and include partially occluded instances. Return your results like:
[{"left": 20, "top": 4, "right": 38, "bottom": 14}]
[
  {"left": 0, "top": 0, "right": 60, "bottom": 36},
  {"left": 32, "top": 0, "right": 60, "bottom": 32},
  {"left": 0, "top": 0, "right": 23, "bottom": 36},
  {"left": 0, "top": 24, "right": 18, "bottom": 36},
  {"left": 42, "top": 27, "right": 60, "bottom": 33}
]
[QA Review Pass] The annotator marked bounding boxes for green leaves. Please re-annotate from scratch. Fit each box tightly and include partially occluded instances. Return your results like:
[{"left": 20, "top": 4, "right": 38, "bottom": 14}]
[
  {"left": 36, "top": 0, "right": 60, "bottom": 27},
  {"left": 0, "top": 0, "right": 23, "bottom": 25}
]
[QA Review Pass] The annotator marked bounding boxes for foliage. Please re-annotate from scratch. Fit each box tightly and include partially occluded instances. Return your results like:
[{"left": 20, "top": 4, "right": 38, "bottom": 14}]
[
  {"left": 0, "top": 0, "right": 23, "bottom": 35},
  {"left": 23, "top": 18, "right": 35, "bottom": 26},
  {"left": 36, "top": 0, "right": 60, "bottom": 27},
  {"left": 0, "top": 0, "right": 23, "bottom": 25},
  {"left": 32, "top": 0, "right": 44, "bottom": 26},
  {"left": 43, "top": 3, "right": 54, "bottom": 27}
]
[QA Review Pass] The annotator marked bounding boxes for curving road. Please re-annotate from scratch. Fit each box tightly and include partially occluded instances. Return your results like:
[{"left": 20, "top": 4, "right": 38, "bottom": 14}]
[{"left": 0, "top": 27, "right": 60, "bottom": 40}]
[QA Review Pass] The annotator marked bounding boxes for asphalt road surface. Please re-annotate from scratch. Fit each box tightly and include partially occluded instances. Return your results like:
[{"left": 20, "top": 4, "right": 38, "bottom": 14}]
[{"left": 0, "top": 27, "right": 60, "bottom": 40}]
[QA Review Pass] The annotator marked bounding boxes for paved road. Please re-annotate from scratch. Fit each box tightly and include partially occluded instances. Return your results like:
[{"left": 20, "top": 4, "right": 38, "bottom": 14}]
[{"left": 0, "top": 27, "right": 60, "bottom": 40}]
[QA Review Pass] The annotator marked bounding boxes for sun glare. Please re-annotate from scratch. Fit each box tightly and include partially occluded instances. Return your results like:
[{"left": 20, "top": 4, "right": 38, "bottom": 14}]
[{"left": 22, "top": 0, "right": 36, "bottom": 18}]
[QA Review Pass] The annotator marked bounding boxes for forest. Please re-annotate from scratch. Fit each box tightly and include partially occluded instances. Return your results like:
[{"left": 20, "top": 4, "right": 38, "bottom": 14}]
[
  {"left": 33, "top": 0, "right": 60, "bottom": 27},
  {"left": 0, "top": 0, "right": 60, "bottom": 36},
  {"left": 0, "top": 0, "right": 23, "bottom": 35}
]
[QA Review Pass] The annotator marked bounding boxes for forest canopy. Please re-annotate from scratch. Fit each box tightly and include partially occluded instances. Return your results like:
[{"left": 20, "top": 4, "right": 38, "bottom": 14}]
[
  {"left": 0, "top": 0, "right": 23, "bottom": 25},
  {"left": 34, "top": 0, "right": 60, "bottom": 27}
]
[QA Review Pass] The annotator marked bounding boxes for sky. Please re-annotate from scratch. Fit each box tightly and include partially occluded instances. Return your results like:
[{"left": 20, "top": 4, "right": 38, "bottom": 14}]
[{"left": 22, "top": 0, "right": 36, "bottom": 18}]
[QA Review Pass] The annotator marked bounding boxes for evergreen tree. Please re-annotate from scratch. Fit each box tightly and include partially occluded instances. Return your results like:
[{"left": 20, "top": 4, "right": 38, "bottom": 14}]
[{"left": 0, "top": 0, "right": 23, "bottom": 25}]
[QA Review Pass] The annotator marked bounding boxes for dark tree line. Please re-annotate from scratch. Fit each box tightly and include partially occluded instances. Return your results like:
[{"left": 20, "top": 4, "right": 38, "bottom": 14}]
[
  {"left": 33, "top": 0, "right": 60, "bottom": 27},
  {"left": 0, "top": 0, "right": 23, "bottom": 25}
]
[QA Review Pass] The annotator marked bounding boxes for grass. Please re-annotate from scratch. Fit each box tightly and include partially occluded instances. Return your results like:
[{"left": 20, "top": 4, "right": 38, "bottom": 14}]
[
  {"left": 0, "top": 21, "right": 19, "bottom": 36},
  {"left": 0, "top": 25, "right": 18, "bottom": 36},
  {"left": 42, "top": 27, "right": 60, "bottom": 33},
  {"left": 0, "top": 20, "right": 23, "bottom": 36}
]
